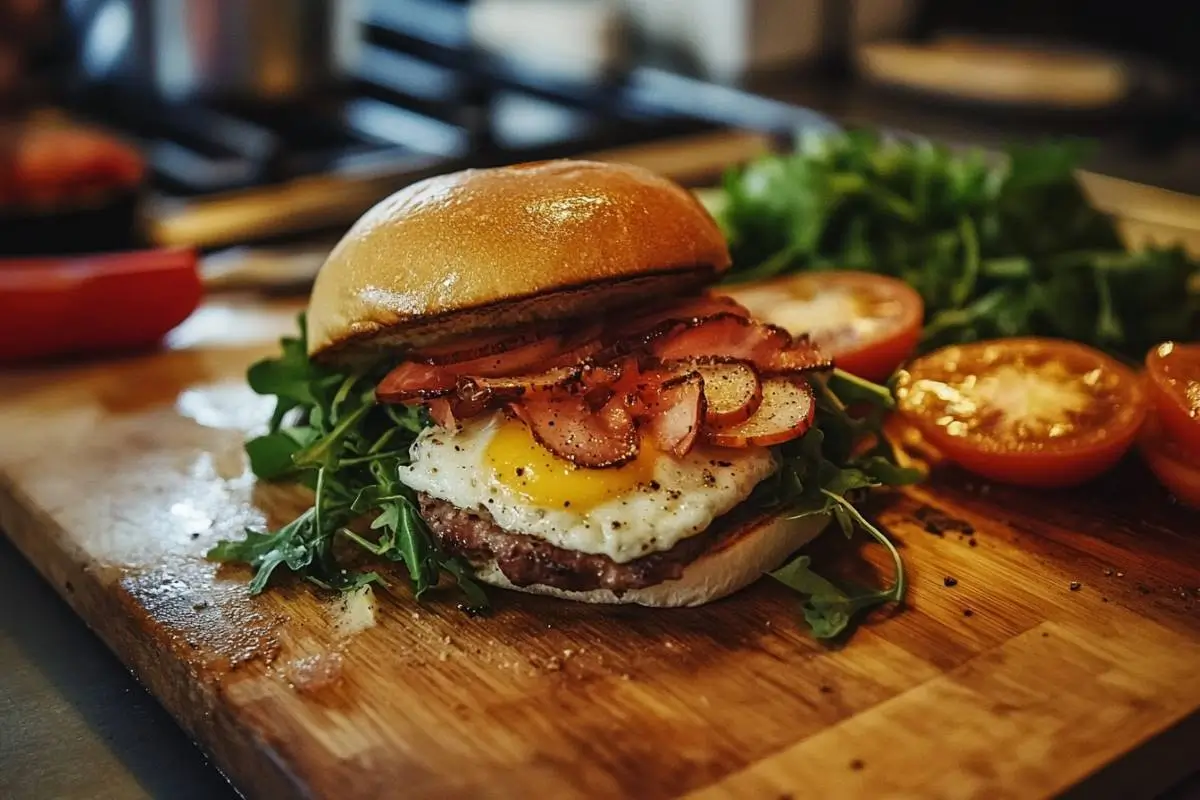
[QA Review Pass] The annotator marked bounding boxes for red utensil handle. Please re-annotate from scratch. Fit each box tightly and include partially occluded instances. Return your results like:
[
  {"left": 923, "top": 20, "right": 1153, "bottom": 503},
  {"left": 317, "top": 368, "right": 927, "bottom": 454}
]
[{"left": 0, "top": 247, "right": 203, "bottom": 363}]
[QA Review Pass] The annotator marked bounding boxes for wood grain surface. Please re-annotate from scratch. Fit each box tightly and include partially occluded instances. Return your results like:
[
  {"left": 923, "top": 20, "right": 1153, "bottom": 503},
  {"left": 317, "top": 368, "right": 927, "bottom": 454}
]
[{"left": 1, "top": 302, "right": 1198, "bottom": 800}]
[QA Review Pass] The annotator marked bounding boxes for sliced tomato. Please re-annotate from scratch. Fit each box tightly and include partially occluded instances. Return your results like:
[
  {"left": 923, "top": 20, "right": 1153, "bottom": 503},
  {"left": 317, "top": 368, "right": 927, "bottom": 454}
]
[
  {"left": 1140, "top": 412, "right": 1200, "bottom": 508},
  {"left": 1145, "top": 342, "right": 1200, "bottom": 457},
  {"left": 893, "top": 338, "right": 1147, "bottom": 488},
  {"left": 715, "top": 271, "right": 923, "bottom": 382}
]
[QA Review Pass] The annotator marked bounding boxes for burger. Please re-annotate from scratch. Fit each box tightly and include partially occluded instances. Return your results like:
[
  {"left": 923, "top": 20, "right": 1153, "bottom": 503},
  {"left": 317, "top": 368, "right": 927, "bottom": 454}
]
[{"left": 215, "top": 160, "right": 909, "bottom": 621}]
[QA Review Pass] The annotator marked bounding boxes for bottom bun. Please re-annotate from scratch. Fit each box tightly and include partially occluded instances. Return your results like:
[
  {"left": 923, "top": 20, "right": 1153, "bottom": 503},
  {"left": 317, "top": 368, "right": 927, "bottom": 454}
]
[{"left": 473, "top": 511, "right": 830, "bottom": 607}]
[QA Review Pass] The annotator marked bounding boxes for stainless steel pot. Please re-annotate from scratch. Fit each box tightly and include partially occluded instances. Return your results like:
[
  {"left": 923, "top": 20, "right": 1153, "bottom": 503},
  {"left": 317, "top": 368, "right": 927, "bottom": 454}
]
[{"left": 66, "top": 0, "right": 361, "bottom": 102}]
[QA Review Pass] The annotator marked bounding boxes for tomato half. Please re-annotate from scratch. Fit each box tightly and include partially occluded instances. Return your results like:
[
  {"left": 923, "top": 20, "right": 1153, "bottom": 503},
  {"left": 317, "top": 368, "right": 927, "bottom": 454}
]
[
  {"left": 715, "top": 271, "right": 923, "bottom": 382},
  {"left": 1145, "top": 342, "right": 1200, "bottom": 457},
  {"left": 893, "top": 338, "right": 1147, "bottom": 488},
  {"left": 1140, "top": 412, "right": 1200, "bottom": 508}
]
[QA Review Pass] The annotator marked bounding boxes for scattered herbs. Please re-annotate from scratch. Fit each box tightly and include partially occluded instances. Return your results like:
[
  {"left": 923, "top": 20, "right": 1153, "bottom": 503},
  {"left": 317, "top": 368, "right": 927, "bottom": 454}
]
[
  {"left": 213, "top": 317, "right": 917, "bottom": 640},
  {"left": 711, "top": 129, "right": 1200, "bottom": 358}
]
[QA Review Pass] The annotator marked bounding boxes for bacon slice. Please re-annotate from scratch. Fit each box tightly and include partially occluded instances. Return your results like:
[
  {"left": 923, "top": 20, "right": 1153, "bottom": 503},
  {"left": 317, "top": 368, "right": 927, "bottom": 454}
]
[
  {"left": 377, "top": 361, "right": 457, "bottom": 402},
  {"left": 644, "top": 372, "right": 706, "bottom": 457},
  {"left": 411, "top": 328, "right": 543, "bottom": 365},
  {"left": 442, "top": 336, "right": 566, "bottom": 377},
  {"left": 651, "top": 315, "right": 787, "bottom": 362},
  {"left": 650, "top": 316, "right": 832, "bottom": 375},
  {"left": 427, "top": 398, "right": 459, "bottom": 429},
  {"left": 510, "top": 393, "right": 639, "bottom": 469},
  {"left": 766, "top": 336, "right": 831, "bottom": 375},
  {"left": 614, "top": 294, "right": 750, "bottom": 336},
  {"left": 705, "top": 377, "right": 815, "bottom": 448},
  {"left": 458, "top": 365, "right": 586, "bottom": 401}
]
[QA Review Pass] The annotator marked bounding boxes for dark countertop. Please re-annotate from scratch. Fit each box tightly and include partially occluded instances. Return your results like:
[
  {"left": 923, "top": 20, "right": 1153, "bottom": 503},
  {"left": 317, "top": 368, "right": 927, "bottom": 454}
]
[{"left": 0, "top": 534, "right": 237, "bottom": 800}]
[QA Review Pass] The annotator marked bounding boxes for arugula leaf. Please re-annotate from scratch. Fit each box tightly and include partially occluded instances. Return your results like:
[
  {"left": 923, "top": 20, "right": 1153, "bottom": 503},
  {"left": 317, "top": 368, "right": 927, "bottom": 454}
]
[
  {"left": 244, "top": 431, "right": 307, "bottom": 480},
  {"left": 755, "top": 371, "right": 915, "bottom": 638},
  {"left": 770, "top": 556, "right": 873, "bottom": 639},
  {"left": 715, "top": 131, "right": 1200, "bottom": 358},
  {"left": 207, "top": 509, "right": 321, "bottom": 595},
  {"left": 210, "top": 315, "right": 486, "bottom": 609},
  {"left": 769, "top": 492, "right": 906, "bottom": 640}
]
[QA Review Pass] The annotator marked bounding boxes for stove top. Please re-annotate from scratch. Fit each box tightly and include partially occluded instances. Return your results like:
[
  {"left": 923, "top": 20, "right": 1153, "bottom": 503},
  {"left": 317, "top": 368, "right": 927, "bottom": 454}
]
[{"left": 59, "top": 1, "right": 833, "bottom": 250}]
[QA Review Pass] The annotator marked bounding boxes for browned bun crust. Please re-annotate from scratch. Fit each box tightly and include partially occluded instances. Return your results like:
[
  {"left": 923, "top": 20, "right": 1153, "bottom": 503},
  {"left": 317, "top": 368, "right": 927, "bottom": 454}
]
[{"left": 306, "top": 160, "right": 731, "bottom": 364}]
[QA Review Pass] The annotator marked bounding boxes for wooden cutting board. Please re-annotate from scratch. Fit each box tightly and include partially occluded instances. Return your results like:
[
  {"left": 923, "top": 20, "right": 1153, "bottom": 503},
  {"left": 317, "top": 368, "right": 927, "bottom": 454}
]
[{"left": 1, "top": 310, "right": 1199, "bottom": 799}]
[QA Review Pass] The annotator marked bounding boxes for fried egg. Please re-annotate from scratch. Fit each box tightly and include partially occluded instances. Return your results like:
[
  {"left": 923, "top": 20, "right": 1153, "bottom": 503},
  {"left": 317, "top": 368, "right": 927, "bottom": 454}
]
[{"left": 397, "top": 412, "right": 778, "bottom": 563}]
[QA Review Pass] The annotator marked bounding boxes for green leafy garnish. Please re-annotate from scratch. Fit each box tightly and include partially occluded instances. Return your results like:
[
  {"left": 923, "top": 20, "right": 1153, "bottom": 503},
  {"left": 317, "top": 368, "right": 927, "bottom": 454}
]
[
  {"left": 714, "top": 130, "right": 1200, "bottom": 357},
  {"left": 208, "top": 314, "right": 487, "bottom": 609},
  {"left": 212, "top": 317, "right": 915, "bottom": 637},
  {"left": 749, "top": 367, "right": 918, "bottom": 637}
]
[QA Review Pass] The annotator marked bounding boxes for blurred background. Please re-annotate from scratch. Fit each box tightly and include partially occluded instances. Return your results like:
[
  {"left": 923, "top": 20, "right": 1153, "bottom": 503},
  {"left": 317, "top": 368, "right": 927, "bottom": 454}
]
[{"left": 2, "top": 0, "right": 1198, "bottom": 275}]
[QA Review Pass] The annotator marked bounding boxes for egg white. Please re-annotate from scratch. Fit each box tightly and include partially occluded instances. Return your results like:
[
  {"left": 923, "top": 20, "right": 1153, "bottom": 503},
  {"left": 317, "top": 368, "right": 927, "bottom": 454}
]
[{"left": 396, "top": 413, "right": 778, "bottom": 563}]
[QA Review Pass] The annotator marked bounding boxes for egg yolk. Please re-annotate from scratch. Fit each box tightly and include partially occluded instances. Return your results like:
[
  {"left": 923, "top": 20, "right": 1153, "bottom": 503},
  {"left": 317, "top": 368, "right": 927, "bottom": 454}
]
[{"left": 484, "top": 418, "right": 658, "bottom": 512}]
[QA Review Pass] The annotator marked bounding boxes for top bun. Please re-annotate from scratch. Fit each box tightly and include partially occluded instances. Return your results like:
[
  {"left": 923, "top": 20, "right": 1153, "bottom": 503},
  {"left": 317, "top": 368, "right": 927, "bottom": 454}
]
[{"left": 306, "top": 160, "right": 730, "bottom": 363}]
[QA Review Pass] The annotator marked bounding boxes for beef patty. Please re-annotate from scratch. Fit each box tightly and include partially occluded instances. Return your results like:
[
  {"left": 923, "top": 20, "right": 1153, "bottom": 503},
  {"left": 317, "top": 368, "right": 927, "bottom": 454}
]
[{"left": 418, "top": 493, "right": 757, "bottom": 593}]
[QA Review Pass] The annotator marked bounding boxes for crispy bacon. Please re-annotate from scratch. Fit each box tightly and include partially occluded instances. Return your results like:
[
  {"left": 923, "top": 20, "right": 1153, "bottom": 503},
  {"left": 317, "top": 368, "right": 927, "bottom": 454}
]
[
  {"left": 442, "top": 335, "right": 566, "bottom": 377},
  {"left": 651, "top": 315, "right": 832, "bottom": 375},
  {"left": 510, "top": 393, "right": 640, "bottom": 469},
  {"left": 378, "top": 293, "right": 833, "bottom": 456},
  {"left": 427, "top": 398, "right": 459, "bottom": 429},
  {"left": 765, "top": 336, "right": 832, "bottom": 374},
  {"left": 644, "top": 372, "right": 706, "bottom": 457},
  {"left": 411, "top": 328, "right": 543, "bottom": 365},
  {"left": 377, "top": 361, "right": 457, "bottom": 402},
  {"left": 615, "top": 295, "right": 750, "bottom": 338}
]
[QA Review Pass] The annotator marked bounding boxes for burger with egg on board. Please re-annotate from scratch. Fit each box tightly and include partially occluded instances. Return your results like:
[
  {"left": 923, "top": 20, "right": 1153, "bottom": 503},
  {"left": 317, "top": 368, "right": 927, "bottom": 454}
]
[{"left": 212, "top": 160, "right": 914, "bottom": 633}]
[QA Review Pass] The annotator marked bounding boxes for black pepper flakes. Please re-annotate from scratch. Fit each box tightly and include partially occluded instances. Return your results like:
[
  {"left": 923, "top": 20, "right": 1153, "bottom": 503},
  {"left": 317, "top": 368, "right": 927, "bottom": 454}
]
[
  {"left": 819, "top": 685, "right": 833, "bottom": 694},
  {"left": 849, "top": 759, "right": 865, "bottom": 772},
  {"left": 611, "top": 521, "right": 622, "bottom": 530},
  {"left": 1137, "top": 583, "right": 1152, "bottom": 595},
  {"left": 943, "top": 576, "right": 958, "bottom": 588},
  {"left": 1069, "top": 582, "right": 1082, "bottom": 592},
  {"left": 963, "top": 608, "right": 974, "bottom": 617},
  {"left": 516, "top": 467, "right": 525, "bottom": 477},
  {"left": 563, "top": 501, "right": 571, "bottom": 508},
  {"left": 648, "top": 480, "right": 661, "bottom": 491}
]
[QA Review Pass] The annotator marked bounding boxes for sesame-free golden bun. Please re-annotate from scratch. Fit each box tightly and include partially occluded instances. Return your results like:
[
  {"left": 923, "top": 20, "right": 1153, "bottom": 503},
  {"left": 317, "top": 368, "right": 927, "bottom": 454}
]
[{"left": 306, "top": 160, "right": 731, "bottom": 364}]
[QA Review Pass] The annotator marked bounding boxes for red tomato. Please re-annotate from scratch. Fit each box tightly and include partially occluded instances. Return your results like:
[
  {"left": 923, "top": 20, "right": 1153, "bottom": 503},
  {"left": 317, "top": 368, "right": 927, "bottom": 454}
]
[
  {"left": 1140, "top": 412, "right": 1200, "bottom": 508},
  {"left": 714, "top": 271, "right": 923, "bottom": 382},
  {"left": 1145, "top": 342, "right": 1200, "bottom": 457},
  {"left": 0, "top": 248, "right": 202, "bottom": 362},
  {"left": 893, "top": 338, "right": 1147, "bottom": 488}
]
